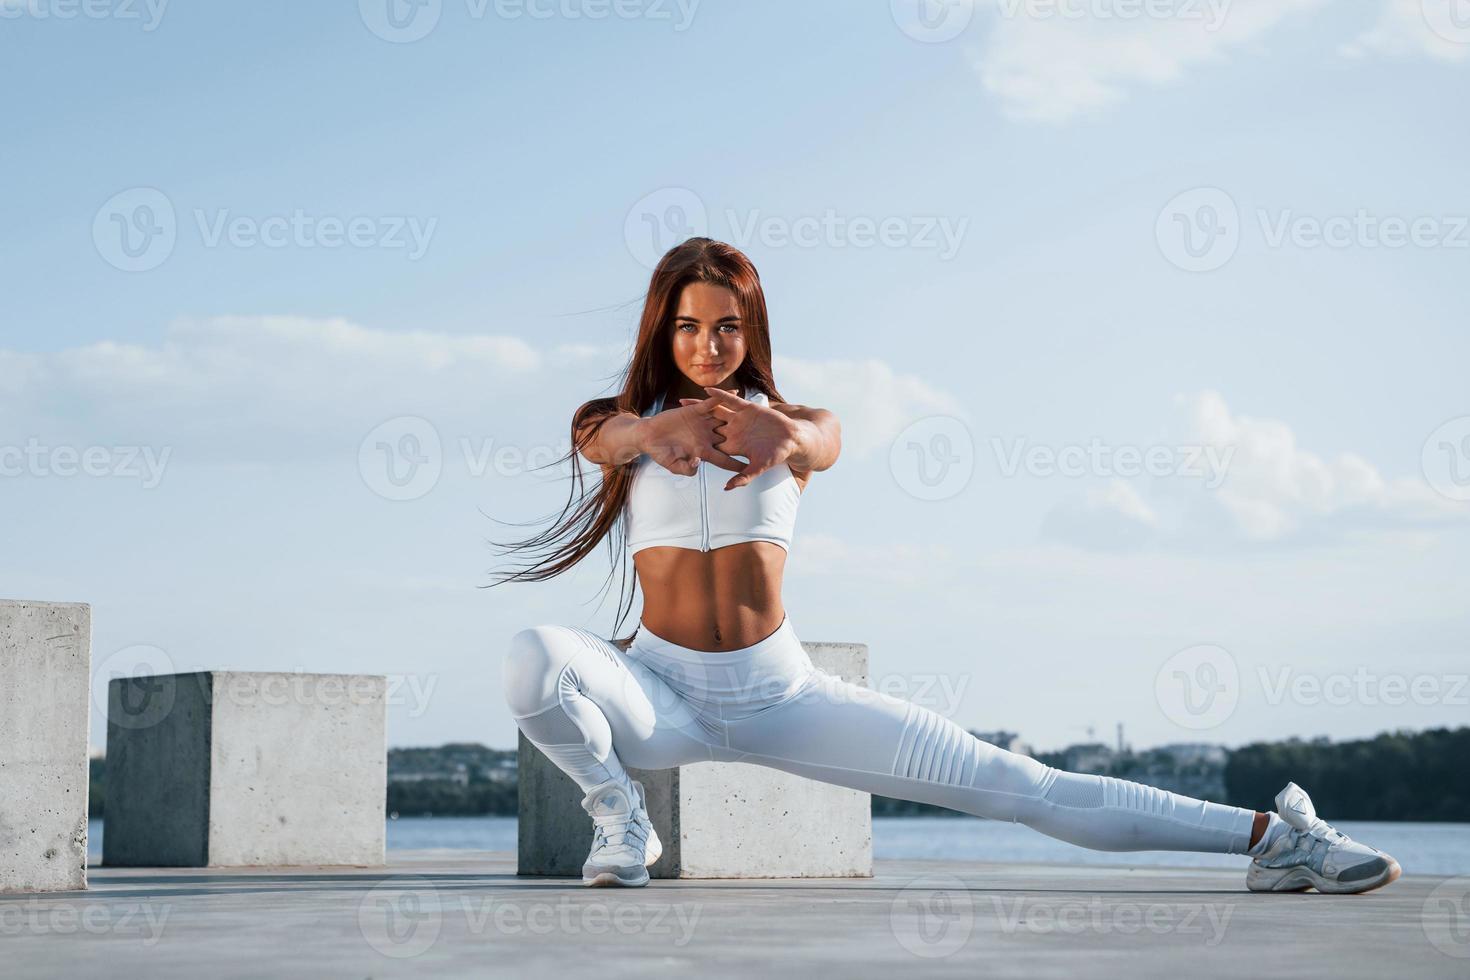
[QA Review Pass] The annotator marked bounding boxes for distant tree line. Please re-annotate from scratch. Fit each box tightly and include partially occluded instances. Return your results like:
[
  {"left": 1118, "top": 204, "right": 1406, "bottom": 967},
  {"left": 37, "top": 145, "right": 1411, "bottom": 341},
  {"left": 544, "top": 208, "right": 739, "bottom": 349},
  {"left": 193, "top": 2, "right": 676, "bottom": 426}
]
[
  {"left": 86, "top": 727, "right": 1470, "bottom": 822},
  {"left": 1224, "top": 727, "right": 1470, "bottom": 820},
  {"left": 387, "top": 779, "right": 517, "bottom": 817}
]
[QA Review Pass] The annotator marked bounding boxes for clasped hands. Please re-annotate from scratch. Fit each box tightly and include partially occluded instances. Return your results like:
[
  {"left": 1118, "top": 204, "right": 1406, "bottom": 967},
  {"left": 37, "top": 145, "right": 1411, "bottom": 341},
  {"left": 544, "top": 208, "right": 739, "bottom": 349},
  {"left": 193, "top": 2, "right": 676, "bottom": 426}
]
[{"left": 640, "top": 386, "right": 801, "bottom": 491}]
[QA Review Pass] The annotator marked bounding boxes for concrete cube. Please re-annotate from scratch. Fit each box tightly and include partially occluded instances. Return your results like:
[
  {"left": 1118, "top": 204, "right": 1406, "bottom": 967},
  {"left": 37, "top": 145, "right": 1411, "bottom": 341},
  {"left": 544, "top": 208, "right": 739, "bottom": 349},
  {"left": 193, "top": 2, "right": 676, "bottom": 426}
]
[
  {"left": 0, "top": 600, "right": 92, "bottom": 894},
  {"left": 518, "top": 641, "right": 873, "bottom": 879},
  {"left": 104, "top": 671, "right": 387, "bottom": 867}
]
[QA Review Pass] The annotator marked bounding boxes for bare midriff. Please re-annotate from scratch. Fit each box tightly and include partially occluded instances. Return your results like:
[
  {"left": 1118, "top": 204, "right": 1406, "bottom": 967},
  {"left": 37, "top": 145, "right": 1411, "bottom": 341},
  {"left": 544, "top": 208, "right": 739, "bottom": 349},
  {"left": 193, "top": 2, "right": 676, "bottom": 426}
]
[{"left": 633, "top": 541, "right": 788, "bottom": 652}]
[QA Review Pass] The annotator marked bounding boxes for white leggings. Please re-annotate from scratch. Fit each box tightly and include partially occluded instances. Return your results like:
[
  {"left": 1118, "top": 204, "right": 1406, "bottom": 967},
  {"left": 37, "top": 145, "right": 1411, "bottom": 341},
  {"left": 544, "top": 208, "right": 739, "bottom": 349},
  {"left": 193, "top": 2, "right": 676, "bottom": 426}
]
[{"left": 502, "top": 614, "right": 1256, "bottom": 854}]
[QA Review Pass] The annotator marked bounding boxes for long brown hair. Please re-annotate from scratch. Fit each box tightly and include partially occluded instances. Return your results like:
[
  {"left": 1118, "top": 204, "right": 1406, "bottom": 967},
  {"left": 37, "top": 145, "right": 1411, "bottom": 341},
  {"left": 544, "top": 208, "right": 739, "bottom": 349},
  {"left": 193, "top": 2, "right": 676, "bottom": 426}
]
[{"left": 483, "top": 237, "right": 785, "bottom": 638}]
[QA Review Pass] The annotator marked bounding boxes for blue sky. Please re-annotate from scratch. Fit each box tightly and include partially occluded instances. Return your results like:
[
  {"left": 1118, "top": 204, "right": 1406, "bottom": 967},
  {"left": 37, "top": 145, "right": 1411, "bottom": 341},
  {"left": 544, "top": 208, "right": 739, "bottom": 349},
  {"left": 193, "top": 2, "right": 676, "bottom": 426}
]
[{"left": 3, "top": 0, "right": 1468, "bottom": 755}]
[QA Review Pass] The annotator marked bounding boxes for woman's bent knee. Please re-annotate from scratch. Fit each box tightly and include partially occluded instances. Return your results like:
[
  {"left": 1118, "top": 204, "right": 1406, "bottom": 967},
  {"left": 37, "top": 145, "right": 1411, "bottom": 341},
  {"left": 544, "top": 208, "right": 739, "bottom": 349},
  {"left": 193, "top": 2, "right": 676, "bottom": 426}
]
[{"left": 502, "top": 625, "right": 581, "bottom": 718}]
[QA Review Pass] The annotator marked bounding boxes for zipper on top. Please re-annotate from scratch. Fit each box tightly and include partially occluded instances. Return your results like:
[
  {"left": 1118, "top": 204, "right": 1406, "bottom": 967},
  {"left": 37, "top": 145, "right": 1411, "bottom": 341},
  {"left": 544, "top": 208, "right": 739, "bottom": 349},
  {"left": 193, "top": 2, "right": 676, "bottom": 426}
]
[{"left": 697, "top": 459, "right": 710, "bottom": 551}]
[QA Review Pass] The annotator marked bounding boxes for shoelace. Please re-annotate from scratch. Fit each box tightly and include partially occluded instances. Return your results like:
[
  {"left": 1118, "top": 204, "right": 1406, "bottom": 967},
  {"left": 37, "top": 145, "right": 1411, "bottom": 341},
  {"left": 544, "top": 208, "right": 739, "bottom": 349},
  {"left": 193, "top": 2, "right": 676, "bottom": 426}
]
[
  {"left": 1298, "top": 816, "right": 1349, "bottom": 845},
  {"left": 1274, "top": 818, "right": 1349, "bottom": 869},
  {"left": 590, "top": 803, "right": 649, "bottom": 851}
]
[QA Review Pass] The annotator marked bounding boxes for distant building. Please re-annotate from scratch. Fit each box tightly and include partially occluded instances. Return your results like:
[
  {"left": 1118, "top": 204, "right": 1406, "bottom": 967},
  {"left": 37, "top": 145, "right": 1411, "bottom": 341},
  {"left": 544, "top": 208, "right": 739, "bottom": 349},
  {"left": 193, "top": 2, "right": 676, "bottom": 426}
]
[
  {"left": 389, "top": 762, "right": 470, "bottom": 786},
  {"left": 1156, "top": 743, "right": 1227, "bottom": 767},
  {"left": 970, "top": 730, "right": 1033, "bottom": 756},
  {"left": 1063, "top": 743, "right": 1115, "bottom": 774}
]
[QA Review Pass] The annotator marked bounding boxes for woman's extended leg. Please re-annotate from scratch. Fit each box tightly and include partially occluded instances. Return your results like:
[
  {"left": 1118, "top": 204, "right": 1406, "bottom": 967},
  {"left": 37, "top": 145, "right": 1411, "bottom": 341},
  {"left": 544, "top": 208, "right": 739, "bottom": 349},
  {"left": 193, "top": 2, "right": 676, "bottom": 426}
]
[{"left": 723, "top": 668, "right": 1257, "bottom": 854}]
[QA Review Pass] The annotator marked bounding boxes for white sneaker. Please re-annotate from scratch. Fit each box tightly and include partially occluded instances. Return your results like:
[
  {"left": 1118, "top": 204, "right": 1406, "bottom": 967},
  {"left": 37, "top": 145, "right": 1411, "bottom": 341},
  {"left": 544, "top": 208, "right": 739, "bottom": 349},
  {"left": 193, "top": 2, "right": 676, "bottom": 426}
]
[
  {"left": 1246, "top": 782, "right": 1402, "bottom": 894},
  {"left": 580, "top": 777, "right": 662, "bottom": 887}
]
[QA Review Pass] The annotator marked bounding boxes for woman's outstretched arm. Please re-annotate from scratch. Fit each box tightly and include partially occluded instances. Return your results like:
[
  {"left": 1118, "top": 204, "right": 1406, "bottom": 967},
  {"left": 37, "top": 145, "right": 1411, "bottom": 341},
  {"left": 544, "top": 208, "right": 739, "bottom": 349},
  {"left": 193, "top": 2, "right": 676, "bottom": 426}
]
[{"left": 771, "top": 402, "right": 841, "bottom": 473}]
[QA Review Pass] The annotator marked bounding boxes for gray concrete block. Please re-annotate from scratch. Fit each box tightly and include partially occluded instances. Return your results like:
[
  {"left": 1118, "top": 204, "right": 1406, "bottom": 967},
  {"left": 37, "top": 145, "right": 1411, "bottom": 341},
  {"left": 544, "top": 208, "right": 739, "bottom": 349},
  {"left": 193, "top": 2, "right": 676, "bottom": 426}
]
[
  {"left": 518, "top": 641, "right": 873, "bottom": 879},
  {"left": 0, "top": 599, "right": 92, "bottom": 894},
  {"left": 104, "top": 671, "right": 387, "bottom": 867}
]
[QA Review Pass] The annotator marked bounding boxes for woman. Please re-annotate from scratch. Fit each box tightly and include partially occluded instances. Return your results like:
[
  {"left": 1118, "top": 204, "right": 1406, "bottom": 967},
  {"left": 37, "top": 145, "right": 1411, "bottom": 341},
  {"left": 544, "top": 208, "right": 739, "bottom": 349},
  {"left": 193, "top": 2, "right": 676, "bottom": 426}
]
[{"left": 493, "top": 237, "right": 1401, "bottom": 892}]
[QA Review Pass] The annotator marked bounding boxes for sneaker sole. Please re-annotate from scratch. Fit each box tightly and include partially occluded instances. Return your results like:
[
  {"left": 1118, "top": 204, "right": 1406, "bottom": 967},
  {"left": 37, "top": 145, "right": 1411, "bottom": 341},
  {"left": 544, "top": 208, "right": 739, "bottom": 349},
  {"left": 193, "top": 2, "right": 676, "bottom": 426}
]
[
  {"left": 583, "top": 867, "right": 650, "bottom": 887},
  {"left": 1247, "top": 858, "right": 1402, "bottom": 895}
]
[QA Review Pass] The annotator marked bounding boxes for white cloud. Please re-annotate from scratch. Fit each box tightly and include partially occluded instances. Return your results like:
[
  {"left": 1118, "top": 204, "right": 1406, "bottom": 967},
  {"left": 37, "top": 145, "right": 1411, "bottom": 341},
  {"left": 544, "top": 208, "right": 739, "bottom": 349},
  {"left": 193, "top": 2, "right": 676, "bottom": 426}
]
[
  {"left": 1, "top": 316, "right": 954, "bottom": 465},
  {"left": 0, "top": 316, "right": 558, "bottom": 463},
  {"left": 1340, "top": 0, "right": 1470, "bottom": 62},
  {"left": 1185, "top": 389, "right": 1450, "bottom": 540},
  {"left": 970, "top": 0, "right": 1468, "bottom": 123},
  {"left": 773, "top": 354, "right": 967, "bottom": 458},
  {"left": 1041, "top": 478, "right": 1160, "bottom": 550},
  {"left": 1042, "top": 389, "right": 1461, "bottom": 550},
  {"left": 971, "top": 0, "right": 1328, "bottom": 123},
  {"left": 789, "top": 532, "right": 956, "bottom": 584}
]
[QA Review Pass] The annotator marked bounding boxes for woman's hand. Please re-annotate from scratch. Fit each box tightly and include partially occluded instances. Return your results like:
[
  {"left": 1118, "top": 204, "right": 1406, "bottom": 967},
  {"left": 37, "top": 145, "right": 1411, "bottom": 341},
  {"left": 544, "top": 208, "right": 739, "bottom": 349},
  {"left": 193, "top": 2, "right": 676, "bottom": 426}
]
[
  {"left": 638, "top": 402, "right": 745, "bottom": 477},
  {"left": 678, "top": 387, "right": 803, "bottom": 490}
]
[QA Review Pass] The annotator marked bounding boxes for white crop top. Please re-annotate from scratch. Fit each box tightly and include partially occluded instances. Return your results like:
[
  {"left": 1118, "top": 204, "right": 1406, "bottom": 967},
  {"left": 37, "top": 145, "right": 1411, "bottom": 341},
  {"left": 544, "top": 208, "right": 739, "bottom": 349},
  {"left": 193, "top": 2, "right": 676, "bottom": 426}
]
[{"left": 624, "top": 386, "right": 803, "bottom": 556}]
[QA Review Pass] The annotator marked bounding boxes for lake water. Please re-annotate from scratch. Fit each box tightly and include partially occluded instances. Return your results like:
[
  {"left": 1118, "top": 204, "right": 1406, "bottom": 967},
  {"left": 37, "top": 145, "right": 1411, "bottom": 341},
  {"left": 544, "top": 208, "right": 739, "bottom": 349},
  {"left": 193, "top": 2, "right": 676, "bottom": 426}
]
[{"left": 85, "top": 818, "right": 1470, "bottom": 876}]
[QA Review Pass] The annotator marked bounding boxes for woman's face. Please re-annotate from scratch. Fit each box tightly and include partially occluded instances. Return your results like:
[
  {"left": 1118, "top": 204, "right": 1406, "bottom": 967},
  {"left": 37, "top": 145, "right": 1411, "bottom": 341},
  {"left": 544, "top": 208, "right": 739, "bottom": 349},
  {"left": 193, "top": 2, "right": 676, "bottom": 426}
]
[{"left": 670, "top": 281, "right": 746, "bottom": 391}]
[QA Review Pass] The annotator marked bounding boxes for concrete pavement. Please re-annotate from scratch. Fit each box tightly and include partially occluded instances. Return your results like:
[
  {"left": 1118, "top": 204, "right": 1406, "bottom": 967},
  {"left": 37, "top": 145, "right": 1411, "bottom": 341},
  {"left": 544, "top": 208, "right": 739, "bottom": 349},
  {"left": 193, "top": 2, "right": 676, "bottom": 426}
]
[{"left": 2, "top": 851, "right": 1464, "bottom": 978}]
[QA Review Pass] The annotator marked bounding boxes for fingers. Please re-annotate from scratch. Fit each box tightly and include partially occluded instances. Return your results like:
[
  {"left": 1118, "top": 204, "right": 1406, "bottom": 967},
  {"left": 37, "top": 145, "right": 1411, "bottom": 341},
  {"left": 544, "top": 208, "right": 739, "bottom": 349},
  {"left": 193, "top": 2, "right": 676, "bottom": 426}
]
[
  {"left": 700, "top": 446, "right": 746, "bottom": 473},
  {"left": 724, "top": 458, "right": 773, "bottom": 490},
  {"left": 679, "top": 396, "right": 738, "bottom": 419},
  {"left": 703, "top": 386, "right": 749, "bottom": 407}
]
